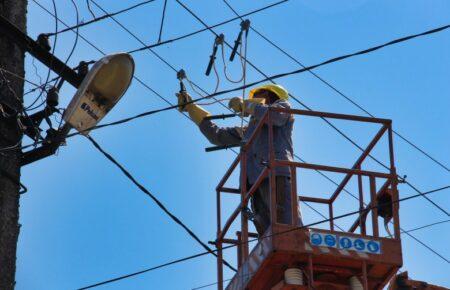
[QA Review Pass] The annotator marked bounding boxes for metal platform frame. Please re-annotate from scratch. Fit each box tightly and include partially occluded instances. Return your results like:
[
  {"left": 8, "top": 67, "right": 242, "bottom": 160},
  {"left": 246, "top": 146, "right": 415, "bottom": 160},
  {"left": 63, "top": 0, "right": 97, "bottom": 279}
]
[{"left": 215, "top": 107, "right": 402, "bottom": 290}]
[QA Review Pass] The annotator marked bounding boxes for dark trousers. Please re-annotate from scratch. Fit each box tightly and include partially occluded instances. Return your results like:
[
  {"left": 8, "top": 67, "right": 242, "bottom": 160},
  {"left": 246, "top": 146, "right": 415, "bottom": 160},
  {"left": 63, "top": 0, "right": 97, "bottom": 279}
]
[{"left": 249, "top": 176, "right": 301, "bottom": 236}]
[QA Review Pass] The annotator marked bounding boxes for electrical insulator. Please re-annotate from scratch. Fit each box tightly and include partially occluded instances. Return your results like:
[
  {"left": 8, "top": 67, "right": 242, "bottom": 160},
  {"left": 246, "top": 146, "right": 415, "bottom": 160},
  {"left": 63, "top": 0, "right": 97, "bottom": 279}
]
[
  {"left": 46, "top": 87, "right": 59, "bottom": 108},
  {"left": 37, "top": 34, "right": 51, "bottom": 51}
]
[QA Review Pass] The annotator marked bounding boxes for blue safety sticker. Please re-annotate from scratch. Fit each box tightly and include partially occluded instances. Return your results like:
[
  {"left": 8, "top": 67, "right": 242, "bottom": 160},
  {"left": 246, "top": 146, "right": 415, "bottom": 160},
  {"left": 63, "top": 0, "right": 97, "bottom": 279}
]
[
  {"left": 324, "top": 234, "right": 336, "bottom": 247},
  {"left": 367, "top": 241, "right": 380, "bottom": 253},
  {"left": 340, "top": 237, "right": 352, "bottom": 249},
  {"left": 354, "top": 239, "right": 365, "bottom": 251},
  {"left": 310, "top": 233, "right": 322, "bottom": 246}
]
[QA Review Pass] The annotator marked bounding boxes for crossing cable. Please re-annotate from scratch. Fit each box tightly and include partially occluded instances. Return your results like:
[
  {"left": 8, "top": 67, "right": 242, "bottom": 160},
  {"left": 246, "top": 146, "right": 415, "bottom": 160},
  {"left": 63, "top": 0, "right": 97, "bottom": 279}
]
[
  {"left": 31, "top": 1, "right": 446, "bottom": 270},
  {"left": 27, "top": 0, "right": 81, "bottom": 114},
  {"left": 191, "top": 218, "right": 450, "bottom": 290},
  {"left": 77, "top": 185, "right": 450, "bottom": 289},
  {"left": 30, "top": 0, "right": 195, "bottom": 121},
  {"left": 32, "top": 4, "right": 239, "bottom": 273},
  {"left": 28, "top": 0, "right": 228, "bottom": 150},
  {"left": 86, "top": 0, "right": 96, "bottom": 19},
  {"left": 86, "top": 135, "right": 237, "bottom": 272},
  {"left": 15, "top": 84, "right": 449, "bottom": 263},
  {"left": 28, "top": 0, "right": 449, "bottom": 262},
  {"left": 222, "top": 0, "right": 450, "bottom": 173},
  {"left": 11, "top": 72, "right": 445, "bottom": 264},
  {"left": 88, "top": 0, "right": 237, "bottom": 123},
  {"left": 399, "top": 219, "right": 450, "bottom": 235},
  {"left": 29, "top": 3, "right": 241, "bottom": 266},
  {"left": 173, "top": 0, "right": 450, "bottom": 216},
  {"left": 27, "top": 0, "right": 59, "bottom": 112},
  {"left": 126, "top": 0, "right": 290, "bottom": 54},
  {"left": 157, "top": 0, "right": 168, "bottom": 43},
  {"left": 28, "top": 0, "right": 450, "bottom": 261},
  {"left": 110, "top": 0, "right": 450, "bottom": 261},
  {"left": 172, "top": 6, "right": 450, "bottom": 102},
  {"left": 44, "top": 0, "right": 157, "bottom": 36}
]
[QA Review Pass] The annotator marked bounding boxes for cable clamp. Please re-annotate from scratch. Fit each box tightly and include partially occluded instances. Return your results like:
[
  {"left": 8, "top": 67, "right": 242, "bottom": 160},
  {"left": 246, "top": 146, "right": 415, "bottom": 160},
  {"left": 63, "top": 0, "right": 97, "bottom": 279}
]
[
  {"left": 229, "top": 19, "right": 250, "bottom": 62},
  {"left": 205, "top": 34, "right": 224, "bottom": 76}
]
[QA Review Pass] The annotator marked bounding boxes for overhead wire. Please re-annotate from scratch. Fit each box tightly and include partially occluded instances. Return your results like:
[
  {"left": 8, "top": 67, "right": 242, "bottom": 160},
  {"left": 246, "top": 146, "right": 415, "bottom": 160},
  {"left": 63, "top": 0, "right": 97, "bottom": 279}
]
[
  {"left": 126, "top": 0, "right": 290, "bottom": 54},
  {"left": 173, "top": 0, "right": 450, "bottom": 217},
  {"left": 30, "top": 0, "right": 238, "bottom": 272},
  {"left": 26, "top": 4, "right": 450, "bottom": 288},
  {"left": 27, "top": 0, "right": 81, "bottom": 115},
  {"left": 155, "top": 0, "right": 450, "bottom": 260},
  {"left": 222, "top": 0, "right": 450, "bottom": 173},
  {"left": 86, "top": 0, "right": 97, "bottom": 19},
  {"left": 77, "top": 185, "right": 450, "bottom": 289},
  {"left": 29, "top": 1, "right": 445, "bottom": 180},
  {"left": 28, "top": 0, "right": 448, "bottom": 261},
  {"left": 45, "top": 0, "right": 157, "bottom": 36},
  {"left": 28, "top": 0, "right": 58, "bottom": 111},
  {"left": 30, "top": 0, "right": 186, "bottom": 120},
  {"left": 15, "top": 17, "right": 450, "bottom": 155},
  {"left": 400, "top": 219, "right": 450, "bottom": 235},
  {"left": 85, "top": 135, "right": 237, "bottom": 273},
  {"left": 59, "top": 0, "right": 80, "bottom": 77},
  {"left": 88, "top": 0, "right": 238, "bottom": 126},
  {"left": 157, "top": 0, "right": 168, "bottom": 43}
]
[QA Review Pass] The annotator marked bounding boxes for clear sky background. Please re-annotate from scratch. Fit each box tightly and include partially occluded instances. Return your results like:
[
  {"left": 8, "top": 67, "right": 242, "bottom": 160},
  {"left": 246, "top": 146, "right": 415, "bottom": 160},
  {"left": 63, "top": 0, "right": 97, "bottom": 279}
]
[{"left": 15, "top": 0, "right": 449, "bottom": 289}]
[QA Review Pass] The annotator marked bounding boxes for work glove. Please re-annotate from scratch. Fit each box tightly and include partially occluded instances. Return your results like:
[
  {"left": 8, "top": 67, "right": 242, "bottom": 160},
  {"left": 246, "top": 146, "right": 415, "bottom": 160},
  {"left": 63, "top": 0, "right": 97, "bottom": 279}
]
[
  {"left": 176, "top": 91, "right": 211, "bottom": 125},
  {"left": 228, "top": 97, "right": 245, "bottom": 114},
  {"left": 228, "top": 97, "right": 265, "bottom": 116},
  {"left": 176, "top": 91, "right": 192, "bottom": 112}
]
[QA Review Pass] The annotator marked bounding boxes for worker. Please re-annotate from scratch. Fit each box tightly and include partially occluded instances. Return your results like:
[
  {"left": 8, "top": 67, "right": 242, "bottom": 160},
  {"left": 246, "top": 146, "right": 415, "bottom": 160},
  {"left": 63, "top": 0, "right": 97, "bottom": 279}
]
[{"left": 177, "top": 84, "right": 301, "bottom": 236}]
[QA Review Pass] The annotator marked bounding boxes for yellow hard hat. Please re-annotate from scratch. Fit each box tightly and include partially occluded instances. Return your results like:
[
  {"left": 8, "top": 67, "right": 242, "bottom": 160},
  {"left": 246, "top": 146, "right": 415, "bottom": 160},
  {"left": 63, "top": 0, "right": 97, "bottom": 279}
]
[{"left": 248, "top": 84, "right": 289, "bottom": 101}]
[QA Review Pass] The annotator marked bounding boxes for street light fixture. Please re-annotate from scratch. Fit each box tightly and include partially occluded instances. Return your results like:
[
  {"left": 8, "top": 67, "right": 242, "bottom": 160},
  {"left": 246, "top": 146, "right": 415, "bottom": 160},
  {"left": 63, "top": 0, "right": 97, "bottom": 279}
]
[
  {"left": 64, "top": 53, "right": 135, "bottom": 135},
  {"left": 21, "top": 53, "right": 135, "bottom": 165}
]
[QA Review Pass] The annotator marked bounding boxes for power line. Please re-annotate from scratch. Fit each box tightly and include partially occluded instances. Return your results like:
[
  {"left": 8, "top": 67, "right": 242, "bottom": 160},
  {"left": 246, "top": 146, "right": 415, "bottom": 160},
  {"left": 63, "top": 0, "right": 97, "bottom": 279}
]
[
  {"left": 86, "top": 0, "right": 96, "bottom": 19},
  {"left": 77, "top": 185, "right": 450, "bottom": 289},
  {"left": 172, "top": 0, "right": 450, "bottom": 261},
  {"left": 33, "top": 0, "right": 448, "bottom": 193},
  {"left": 88, "top": 0, "right": 240, "bottom": 130},
  {"left": 29, "top": 0, "right": 448, "bottom": 262},
  {"left": 86, "top": 136, "right": 237, "bottom": 273},
  {"left": 172, "top": 21, "right": 450, "bottom": 103},
  {"left": 30, "top": 0, "right": 192, "bottom": 124},
  {"left": 25, "top": 3, "right": 450, "bottom": 284},
  {"left": 157, "top": 0, "right": 168, "bottom": 43},
  {"left": 29, "top": 3, "right": 240, "bottom": 274},
  {"left": 29, "top": 0, "right": 58, "bottom": 112},
  {"left": 45, "top": 0, "right": 157, "bottom": 36},
  {"left": 173, "top": 0, "right": 450, "bottom": 217},
  {"left": 0, "top": 67, "right": 43, "bottom": 88},
  {"left": 401, "top": 219, "right": 450, "bottom": 235},
  {"left": 221, "top": 0, "right": 450, "bottom": 173},
  {"left": 126, "top": 0, "right": 289, "bottom": 54}
]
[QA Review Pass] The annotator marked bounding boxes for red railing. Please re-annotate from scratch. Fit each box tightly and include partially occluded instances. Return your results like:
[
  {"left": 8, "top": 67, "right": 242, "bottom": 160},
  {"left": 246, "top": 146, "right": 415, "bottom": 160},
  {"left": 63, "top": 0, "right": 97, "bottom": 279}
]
[{"left": 215, "top": 107, "right": 400, "bottom": 290}]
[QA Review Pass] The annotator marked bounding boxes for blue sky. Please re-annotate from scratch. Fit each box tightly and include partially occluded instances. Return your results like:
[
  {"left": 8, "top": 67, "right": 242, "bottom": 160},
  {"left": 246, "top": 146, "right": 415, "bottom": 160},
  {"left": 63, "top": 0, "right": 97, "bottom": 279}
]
[{"left": 16, "top": 0, "right": 449, "bottom": 289}]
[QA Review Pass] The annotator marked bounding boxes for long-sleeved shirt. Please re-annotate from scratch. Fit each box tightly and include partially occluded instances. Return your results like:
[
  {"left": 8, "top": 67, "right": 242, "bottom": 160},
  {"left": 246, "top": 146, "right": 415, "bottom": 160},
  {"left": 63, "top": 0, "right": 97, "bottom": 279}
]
[{"left": 199, "top": 99, "right": 294, "bottom": 184}]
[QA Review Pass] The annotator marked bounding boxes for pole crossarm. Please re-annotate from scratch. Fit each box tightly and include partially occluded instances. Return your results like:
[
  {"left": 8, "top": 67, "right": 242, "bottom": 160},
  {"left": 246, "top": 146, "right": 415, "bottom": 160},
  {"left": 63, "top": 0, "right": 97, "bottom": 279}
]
[{"left": 0, "top": 14, "right": 82, "bottom": 88}]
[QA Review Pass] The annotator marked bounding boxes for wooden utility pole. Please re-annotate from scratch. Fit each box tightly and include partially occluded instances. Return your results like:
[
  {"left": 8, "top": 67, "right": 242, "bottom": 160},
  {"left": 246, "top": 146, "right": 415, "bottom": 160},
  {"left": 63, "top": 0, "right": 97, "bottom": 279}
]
[{"left": 0, "top": 1, "right": 27, "bottom": 289}]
